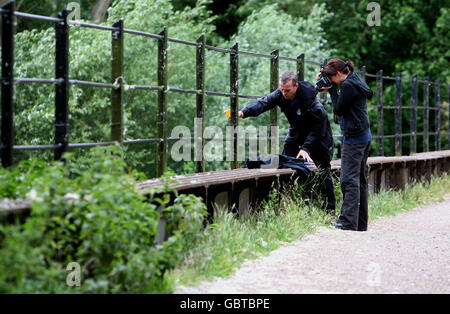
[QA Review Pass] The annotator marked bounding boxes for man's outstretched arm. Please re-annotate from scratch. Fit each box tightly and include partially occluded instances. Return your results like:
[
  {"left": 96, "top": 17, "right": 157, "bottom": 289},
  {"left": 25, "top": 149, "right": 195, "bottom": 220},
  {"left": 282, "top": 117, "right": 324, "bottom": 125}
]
[{"left": 240, "top": 89, "right": 281, "bottom": 118}]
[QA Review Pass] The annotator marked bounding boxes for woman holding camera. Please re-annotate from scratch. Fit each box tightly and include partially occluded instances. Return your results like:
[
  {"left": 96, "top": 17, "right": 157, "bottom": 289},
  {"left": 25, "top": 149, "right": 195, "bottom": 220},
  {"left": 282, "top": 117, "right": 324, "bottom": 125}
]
[{"left": 317, "top": 59, "right": 373, "bottom": 231}]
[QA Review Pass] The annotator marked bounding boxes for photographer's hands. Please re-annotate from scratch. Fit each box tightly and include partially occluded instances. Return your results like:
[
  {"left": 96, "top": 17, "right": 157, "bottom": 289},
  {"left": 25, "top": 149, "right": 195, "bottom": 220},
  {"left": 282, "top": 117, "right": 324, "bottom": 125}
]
[{"left": 316, "top": 72, "right": 331, "bottom": 91}]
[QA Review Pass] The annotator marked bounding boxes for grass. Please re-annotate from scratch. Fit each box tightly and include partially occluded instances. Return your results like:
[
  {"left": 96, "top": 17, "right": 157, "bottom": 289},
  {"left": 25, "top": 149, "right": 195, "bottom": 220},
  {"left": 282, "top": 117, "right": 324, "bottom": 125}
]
[{"left": 166, "top": 173, "right": 450, "bottom": 292}]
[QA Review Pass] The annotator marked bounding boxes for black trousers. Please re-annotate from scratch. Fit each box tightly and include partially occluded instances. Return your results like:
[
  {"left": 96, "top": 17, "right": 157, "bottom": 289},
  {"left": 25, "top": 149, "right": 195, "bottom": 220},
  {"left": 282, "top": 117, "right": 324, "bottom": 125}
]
[
  {"left": 338, "top": 141, "right": 371, "bottom": 231},
  {"left": 282, "top": 141, "right": 336, "bottom": 213}
]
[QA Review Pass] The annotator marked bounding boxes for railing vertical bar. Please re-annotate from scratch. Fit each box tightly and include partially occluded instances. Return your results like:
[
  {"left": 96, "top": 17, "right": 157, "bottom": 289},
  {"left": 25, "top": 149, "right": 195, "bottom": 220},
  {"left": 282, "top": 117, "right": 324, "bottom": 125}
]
[
  {"left": 435, "top": 79, "right": 440, "bottom": 151},
  {"left": 448, "top": 84, "right": 450, "bottom": 150},
  {"left": 111, "top": 20, "right": 124, "bottom": 143},
  {"left": 195, "top": 34, "right": 206, "bottom": 173},
  {"left": 157, "top": 27, "right": 168, "bottom": 177},
  {"left": 410, "top": 74, "right": 417, "bottom": 154},
  {"left": 1, "top": 1, "right": 15, "bottom": 167},
  {"left": 395, "top": 73, "right": 402, "bottom": 156},
  {"left": 54, "top": 9, "right": 70, "bottom": 161},
  {"left": 423, "top": 77, "right": 429, "bottom": 152},
  {"left": 269, "top": 50, "right": 279, "bottom": 154},
  {"left": 376, "top": 70, "right": 384, "bottom": 156},
  {"left": 360, "top": 65, "right": 366, "bottom": 82},
  {"left": 319, "top": 59, "right": 328, "bottom": 106},
  {"left": 296, "top": 53, "right": 305, "bottom": 82},
  {"left": 230, "top": 42, "right": 239, "bottom": 169}
]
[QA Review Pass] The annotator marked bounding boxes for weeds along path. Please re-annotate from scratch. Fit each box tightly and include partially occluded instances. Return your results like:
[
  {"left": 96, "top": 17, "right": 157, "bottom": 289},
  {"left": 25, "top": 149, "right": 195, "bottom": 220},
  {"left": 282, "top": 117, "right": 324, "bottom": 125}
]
[{"left": 176, "top": 195, "right": 450, "bottom": 294}]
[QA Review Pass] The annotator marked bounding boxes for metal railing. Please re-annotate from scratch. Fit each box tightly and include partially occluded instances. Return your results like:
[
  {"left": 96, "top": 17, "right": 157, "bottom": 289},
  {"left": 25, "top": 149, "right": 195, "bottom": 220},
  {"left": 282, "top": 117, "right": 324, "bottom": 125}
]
[{"left": 1, "top": 1, "right": 449, "bottom": 176}]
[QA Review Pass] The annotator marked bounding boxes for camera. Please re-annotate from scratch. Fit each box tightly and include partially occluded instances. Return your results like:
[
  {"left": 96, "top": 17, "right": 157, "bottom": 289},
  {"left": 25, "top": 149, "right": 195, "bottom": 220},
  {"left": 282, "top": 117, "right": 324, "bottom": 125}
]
[{"left": 315, "top": 72, "right": 332, "bottom": 91}]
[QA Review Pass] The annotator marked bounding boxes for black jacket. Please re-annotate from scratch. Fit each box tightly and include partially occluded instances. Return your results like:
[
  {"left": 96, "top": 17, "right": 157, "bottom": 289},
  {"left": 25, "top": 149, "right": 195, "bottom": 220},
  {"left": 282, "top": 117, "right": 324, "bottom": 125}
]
[
  {"left": 241, "top": 81, "right": 333, "bottom": 156},
  {"left": 329, "top": 72, "right": 373, "bottom": 137}
]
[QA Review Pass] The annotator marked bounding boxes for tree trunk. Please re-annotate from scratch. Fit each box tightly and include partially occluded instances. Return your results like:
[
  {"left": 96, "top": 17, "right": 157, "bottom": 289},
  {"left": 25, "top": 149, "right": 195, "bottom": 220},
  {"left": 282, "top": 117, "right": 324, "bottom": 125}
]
[{"left": 91, "top": 0, "right": 110, "bottom": 24}]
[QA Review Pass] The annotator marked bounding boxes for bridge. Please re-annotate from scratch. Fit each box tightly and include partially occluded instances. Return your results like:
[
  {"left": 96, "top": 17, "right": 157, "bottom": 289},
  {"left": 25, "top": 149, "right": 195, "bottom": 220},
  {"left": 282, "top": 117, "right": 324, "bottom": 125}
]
[{"left": 1, "top": 1, "right": 449, "bottom": 218}]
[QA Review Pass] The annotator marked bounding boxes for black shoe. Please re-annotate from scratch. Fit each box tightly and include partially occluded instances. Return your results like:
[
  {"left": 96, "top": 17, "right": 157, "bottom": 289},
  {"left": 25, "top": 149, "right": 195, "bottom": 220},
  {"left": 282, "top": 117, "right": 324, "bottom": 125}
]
[{"left": 332, "top": 222, "right": 355, "bottom": 231}]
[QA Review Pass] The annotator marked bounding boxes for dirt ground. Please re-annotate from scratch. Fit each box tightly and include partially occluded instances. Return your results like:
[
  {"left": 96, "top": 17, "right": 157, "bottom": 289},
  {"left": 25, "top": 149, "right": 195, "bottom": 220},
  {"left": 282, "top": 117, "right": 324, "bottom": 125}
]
[{"left": 176, "top": 195, "right": 450, "bottom": 294}]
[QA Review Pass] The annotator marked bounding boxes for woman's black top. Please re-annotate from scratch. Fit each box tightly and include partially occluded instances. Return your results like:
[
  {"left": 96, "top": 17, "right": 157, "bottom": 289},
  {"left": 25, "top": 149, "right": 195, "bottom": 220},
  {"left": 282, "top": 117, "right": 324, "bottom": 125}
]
[{"left": 328, "top": 72, "right": 373, "bottom": 138}]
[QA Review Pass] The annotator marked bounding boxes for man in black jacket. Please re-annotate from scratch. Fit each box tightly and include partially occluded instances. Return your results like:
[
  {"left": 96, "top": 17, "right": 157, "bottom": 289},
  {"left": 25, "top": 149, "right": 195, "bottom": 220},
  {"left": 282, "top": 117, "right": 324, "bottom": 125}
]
[{"left": 239, "top": 71, "right": 335, "bottom": 213}]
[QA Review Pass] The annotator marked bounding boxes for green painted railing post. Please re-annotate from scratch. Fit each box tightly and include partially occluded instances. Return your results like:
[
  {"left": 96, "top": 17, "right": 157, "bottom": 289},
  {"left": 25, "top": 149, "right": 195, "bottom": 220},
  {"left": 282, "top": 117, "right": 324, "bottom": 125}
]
[
  {"left": 195, "top": 34, "right": 206, "bottom": 173},
  {"left": 360, "top": 65, "right": 366, "bottom": 82},
  {"left": 376, "top": 70, "right": 384, "bottom": 156},
  {"left": 448, "top": 84, "right": 450, "bottom": 150},
  {"left": 111, "top": 20, "right": 124, "bottom": 143},
  {"left": 319, "top": 59, "right": 328, "bottom": 106},
  {"left": 395, "top": 73, "right": 402, "bottom": 156},
  {"left": 296, "top": 53, "right": 305, "bottom": 82},
  {"left": 229, "top": 43, "right": 239, "bottom": 169},
  {"left": 1, "top": 1, "right": 15, "bottom": 167},
  {"left": 410, "top": 74, "right": 417, "bottom": 154},
  {"left": 435, "top": 79, "right": 441, "bottom": 151},
  {"left": 54, "top": 10, "right": 70, "bottom": 161},
  {"left": 423, "top": 78, "right": 429, "bottom": 152},
  {"left": 269, "top": 50, "right": 279, "bottom": 154},
  {"left": 157, "top": 27, "right": 168, "bottom": 177}
]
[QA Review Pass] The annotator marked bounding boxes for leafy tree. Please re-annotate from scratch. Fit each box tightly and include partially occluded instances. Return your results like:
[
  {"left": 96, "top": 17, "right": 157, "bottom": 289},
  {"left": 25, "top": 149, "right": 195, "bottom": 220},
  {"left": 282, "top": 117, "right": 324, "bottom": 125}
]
[
  {"left": 11, "top": 0, "right": 334, "bottom": 175},
  {"left": 12, "top": 0, "right": 216, "bottom": 176},
  {"left": 0, "top": 0, "right": 115, "bottom": 31},
  {"left": 0, "top": 146, "right": 207, "bottom": 293}
]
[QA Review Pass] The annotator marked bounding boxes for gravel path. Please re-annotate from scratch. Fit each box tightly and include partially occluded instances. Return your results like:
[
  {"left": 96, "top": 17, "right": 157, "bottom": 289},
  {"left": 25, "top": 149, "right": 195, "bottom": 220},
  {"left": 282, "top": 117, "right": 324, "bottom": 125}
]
[{"left": 176, "top": 195, "right": 450, "bottom": 294}]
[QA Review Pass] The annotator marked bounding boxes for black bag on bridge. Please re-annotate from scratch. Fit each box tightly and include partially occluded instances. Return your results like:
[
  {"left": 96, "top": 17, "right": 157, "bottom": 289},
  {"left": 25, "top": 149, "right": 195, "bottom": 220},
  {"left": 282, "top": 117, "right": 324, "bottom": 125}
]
[{"left": 245, "top": 154, "right": 314, "bottom": 184}]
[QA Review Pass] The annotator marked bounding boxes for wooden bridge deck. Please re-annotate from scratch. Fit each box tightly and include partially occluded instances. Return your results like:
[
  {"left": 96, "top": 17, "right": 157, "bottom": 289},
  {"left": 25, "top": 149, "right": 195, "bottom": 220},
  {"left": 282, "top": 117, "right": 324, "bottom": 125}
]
[
  {"left": 135, "top": 150, "right": 450, "bottom": 219},
  {"left": 2, "top": 151, "right": 450, "bottom": 218},
  {"left": 137, "top": 150, "right": 450, "bottom": 193},
  {"left": 138, "top": 168, "right": 298, "bottom": 193}
]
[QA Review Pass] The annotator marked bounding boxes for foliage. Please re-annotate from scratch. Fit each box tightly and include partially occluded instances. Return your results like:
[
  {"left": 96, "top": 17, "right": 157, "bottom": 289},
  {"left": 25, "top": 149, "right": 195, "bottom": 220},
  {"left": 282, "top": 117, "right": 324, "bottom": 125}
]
[
  {"left": 0, "top": 146, "right": 207, "bottom": 293},
  {"left": 11, "top": 0, "right": 215, "bottom": 176},
  {"left": 11, "top": 0, "right": 335, "bottom": 175},
  {"left": 320, "top": 0, "right": 449, "bottom": 82},
  {"left": 3, "top": 0, "right": 117, "bottom": 32},
  {"left": 7, "top": 0, "right": 448, "bottom": 175},
  {"left": 176, "top": 0, "right": 449, "bottom": 84},
  {"left": 172, "top": 0, "right": 317, "bottom": 40}
]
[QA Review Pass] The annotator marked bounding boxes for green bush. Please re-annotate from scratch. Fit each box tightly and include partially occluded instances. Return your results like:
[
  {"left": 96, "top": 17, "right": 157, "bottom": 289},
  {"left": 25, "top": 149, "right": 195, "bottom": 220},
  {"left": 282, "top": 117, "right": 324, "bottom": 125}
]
[{"left": 0, "top": 146, "right": 207, "bottom": 293}]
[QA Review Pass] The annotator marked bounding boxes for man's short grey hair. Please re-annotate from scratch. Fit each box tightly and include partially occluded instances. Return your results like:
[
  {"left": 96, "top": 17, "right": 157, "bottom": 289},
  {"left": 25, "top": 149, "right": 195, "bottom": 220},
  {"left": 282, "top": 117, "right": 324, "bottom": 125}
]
[{"left": 280, "top": 71, "right": 298, "bottom": 86}]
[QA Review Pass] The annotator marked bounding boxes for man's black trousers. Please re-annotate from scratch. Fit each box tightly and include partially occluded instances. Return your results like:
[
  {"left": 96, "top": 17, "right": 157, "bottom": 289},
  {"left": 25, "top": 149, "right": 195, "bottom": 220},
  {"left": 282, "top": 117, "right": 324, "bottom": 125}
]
[
  {"left": 282, "top": 141, "right": 336, "bottom": 213},
  {"left": 338, "top": 141, "right": 371, "bottom": 231}
]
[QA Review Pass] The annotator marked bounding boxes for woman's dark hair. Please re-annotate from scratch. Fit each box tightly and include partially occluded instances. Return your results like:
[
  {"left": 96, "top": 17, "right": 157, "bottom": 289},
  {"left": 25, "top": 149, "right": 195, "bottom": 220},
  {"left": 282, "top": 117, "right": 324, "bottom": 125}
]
[{"left": 322, "top": 58, "right": 354, "bottom": 77}]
